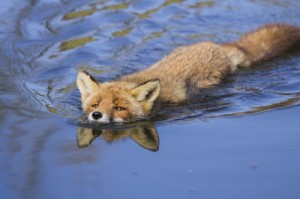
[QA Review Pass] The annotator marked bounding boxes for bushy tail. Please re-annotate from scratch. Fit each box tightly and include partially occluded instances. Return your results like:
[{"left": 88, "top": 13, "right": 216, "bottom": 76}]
[{"left": 223, "top": 24, "right": 300, "bottom": 70}]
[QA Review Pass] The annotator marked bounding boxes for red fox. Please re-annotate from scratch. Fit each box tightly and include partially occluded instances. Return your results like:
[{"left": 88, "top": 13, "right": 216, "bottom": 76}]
[{"left": 77, "top": 24, "right": 300, "bottom": 123}]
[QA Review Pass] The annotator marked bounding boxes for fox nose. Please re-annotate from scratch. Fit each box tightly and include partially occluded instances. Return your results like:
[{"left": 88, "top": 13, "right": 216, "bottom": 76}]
[{"left": 92, "top": 111, "right": 102, "bottom": 120}]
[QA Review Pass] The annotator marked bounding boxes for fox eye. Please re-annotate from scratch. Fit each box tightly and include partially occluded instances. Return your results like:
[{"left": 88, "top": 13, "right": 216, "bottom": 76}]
[
  {"left": 91, "top": 104, "right": 98, "bottom": 108},
  {"left": 114, "top": 106, "right": 126, "bottom": 111}
]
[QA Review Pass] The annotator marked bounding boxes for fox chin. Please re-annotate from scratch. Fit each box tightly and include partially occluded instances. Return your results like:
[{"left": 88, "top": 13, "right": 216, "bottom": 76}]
[{"left": 77, "top": 23, "right": 300, "bottom": 123}]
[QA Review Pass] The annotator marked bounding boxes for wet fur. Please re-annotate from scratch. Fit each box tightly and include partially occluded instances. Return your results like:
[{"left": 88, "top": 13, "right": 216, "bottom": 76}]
[{"left": 77, "top": 24, "right": 300, "bottom": 122}]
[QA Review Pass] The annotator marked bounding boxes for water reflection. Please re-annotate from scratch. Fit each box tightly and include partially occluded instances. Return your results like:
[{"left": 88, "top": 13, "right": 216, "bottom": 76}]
[
  {"left": 60, "top": 36, "right": 95, "bottom": 51},
  {"left": 77, "top": 122, "right": 159, "bottom": 151},
  {"left": 62, "top": 2, "right": 129, "bottom": 20}
]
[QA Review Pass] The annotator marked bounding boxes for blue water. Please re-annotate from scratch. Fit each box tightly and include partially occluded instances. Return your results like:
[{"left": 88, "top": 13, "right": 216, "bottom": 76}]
[{"left": 1, "top": 0, "right": 300, "bottom": 198}]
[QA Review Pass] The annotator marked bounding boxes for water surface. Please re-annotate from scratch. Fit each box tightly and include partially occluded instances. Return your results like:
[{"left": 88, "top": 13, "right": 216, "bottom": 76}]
[{"left": 1, "top": 0, "right": 300, "bottom": 199}]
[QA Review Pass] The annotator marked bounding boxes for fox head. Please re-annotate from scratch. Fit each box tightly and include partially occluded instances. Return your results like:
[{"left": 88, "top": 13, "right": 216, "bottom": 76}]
[{"left": 77, "top": 70, "right": 160, "bottom": 123}]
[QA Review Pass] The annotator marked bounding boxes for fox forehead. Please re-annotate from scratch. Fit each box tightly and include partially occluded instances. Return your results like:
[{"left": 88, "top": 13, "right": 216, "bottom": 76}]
[
  {"left": 83, "top": 83, "right": 136, "bottom": 110},
  {"left": 91, "top": 90, "right": 132, "bottom": 104}
]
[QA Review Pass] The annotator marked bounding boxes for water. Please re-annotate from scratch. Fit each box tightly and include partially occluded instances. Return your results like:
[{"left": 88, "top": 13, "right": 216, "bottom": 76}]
[{"left": 1, "top": 0, "right": 300, "bottom": 198}]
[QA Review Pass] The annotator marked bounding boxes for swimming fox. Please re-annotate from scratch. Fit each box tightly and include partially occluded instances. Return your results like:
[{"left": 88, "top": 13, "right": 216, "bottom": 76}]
[{"left": 77, "top": 24, "right": 300, "bottom": 123}]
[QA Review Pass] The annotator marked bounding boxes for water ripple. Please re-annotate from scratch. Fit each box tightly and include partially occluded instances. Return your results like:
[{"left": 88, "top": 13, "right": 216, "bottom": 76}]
[{"left": 1, "top": 0, "right": 300, "bottom": 126}]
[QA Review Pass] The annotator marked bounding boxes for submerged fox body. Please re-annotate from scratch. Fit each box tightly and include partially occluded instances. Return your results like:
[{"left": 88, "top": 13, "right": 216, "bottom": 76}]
[{"left": 77, "top": 24, "right": 300, "bottom": 123}]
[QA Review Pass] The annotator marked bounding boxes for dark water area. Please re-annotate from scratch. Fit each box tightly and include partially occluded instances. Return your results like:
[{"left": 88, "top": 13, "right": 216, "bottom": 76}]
[{"left": 1, "top": 0, "right": 300, "bottom": 198}]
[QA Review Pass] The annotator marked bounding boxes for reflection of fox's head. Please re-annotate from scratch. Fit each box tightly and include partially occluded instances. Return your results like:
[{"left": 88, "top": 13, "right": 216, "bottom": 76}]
[
  {"left": 77, "top": 70, "right": 160, "bottom": 123},
  {"left": 77, "top": 125, "right": 159, "bottom": 151}
]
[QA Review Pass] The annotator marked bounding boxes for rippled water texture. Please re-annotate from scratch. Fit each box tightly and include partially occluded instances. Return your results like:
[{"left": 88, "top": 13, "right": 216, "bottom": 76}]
[
  {"left": 1, "top": 0, "right": 300, "bottom": 123},
  {"left": 1, "top": 1, "right": 300, "bottom": 199}
]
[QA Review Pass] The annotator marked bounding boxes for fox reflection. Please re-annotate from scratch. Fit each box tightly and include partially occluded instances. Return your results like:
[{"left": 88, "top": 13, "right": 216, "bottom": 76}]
[{"left": 77, "top": 123, "right": 159, "bottom": 151}]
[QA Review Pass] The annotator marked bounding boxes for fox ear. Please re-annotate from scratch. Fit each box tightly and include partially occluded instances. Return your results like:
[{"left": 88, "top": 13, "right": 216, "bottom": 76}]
[
  {"left": 77, "top": 69, "right": 99, "bottom": 102},
  {"left": 77, "top": 127, "right": 102, "bottom": 148},
  {"left": 130, "top": 125, "right": 159, "bottom": 152},
  {"left": 131, "top": 79, "right": 161, "bottom": 103},
  {"left": 77, "top": 127, "right": 96, "bottom": 148}
]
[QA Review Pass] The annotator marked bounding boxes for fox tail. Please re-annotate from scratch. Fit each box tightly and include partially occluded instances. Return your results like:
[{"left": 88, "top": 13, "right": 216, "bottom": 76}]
[{"left": 223, "top": 24, "right": 300, "bottom": 71}]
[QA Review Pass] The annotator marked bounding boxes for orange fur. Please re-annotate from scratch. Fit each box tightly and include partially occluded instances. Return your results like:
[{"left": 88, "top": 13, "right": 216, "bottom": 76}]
[{"left": 77, "top": 24, "right": 300, "bottom": 123}]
